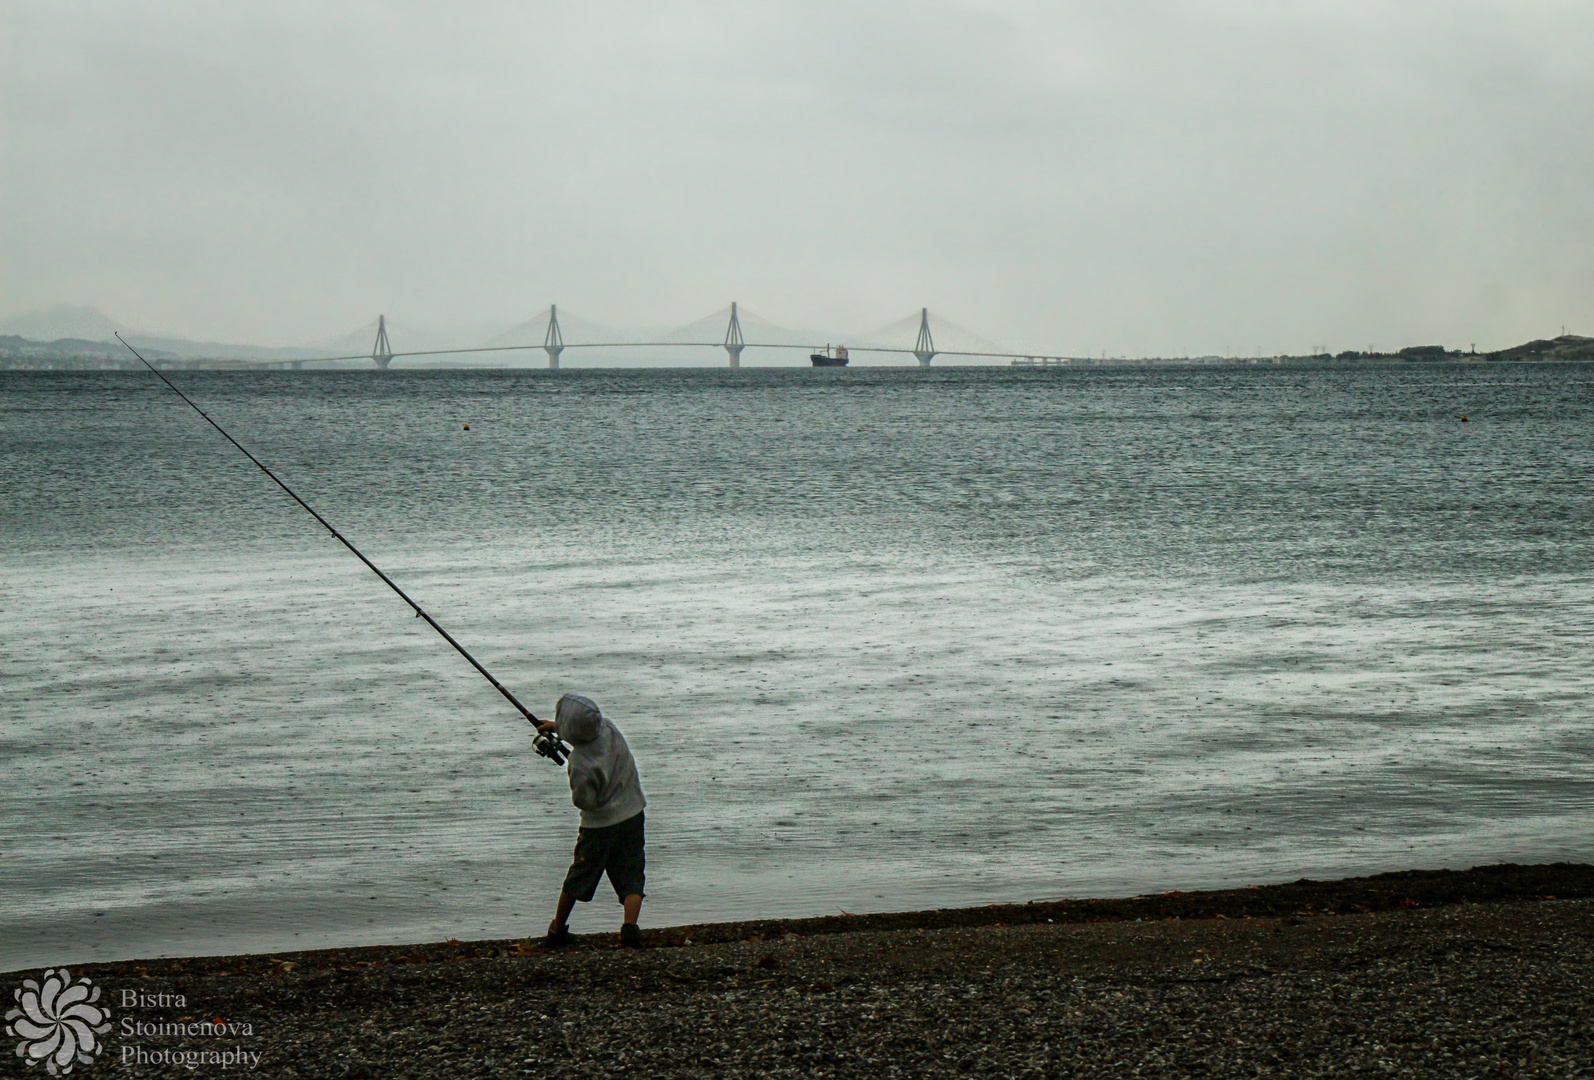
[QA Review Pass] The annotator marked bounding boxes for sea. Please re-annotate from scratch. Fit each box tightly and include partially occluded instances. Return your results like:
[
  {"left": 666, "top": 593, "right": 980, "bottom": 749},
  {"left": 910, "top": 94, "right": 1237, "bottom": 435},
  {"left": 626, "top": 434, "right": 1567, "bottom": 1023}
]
[{"left": 3, "top": 363, "right": 1591, "bottom": 970}]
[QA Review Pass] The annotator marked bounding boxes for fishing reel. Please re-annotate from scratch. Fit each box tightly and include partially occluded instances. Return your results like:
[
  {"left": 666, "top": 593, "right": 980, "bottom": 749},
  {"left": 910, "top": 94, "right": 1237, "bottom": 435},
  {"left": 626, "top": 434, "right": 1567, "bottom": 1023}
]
[{"left": 532, "top": 725, "right": 570, "bottom": 767}]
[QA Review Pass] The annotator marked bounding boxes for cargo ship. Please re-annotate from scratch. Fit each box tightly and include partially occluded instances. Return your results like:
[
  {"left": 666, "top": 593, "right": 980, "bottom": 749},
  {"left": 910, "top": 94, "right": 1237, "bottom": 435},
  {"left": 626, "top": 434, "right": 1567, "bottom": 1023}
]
[{"left": 810, "top": 345, "right": 849, "bottom": 367}]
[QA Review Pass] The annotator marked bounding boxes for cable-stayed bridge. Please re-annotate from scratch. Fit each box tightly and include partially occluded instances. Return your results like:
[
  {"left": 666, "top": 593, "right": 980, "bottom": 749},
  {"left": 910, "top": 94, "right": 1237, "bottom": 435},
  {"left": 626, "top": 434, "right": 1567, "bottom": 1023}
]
[{"left": 257, "top": 305, "right": 1090, "bottom": 370}]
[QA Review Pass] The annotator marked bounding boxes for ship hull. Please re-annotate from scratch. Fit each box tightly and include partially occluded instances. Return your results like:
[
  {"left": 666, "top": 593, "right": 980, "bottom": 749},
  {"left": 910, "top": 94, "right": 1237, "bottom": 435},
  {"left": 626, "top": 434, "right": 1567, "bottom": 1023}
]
[{"left": 810, "top": 355, "right": 849, "bottom": 367}]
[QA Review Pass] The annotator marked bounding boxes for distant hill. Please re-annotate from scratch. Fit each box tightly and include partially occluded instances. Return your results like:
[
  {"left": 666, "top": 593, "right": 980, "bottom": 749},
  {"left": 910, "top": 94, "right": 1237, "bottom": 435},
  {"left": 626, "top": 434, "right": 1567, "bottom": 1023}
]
[
  {"left": 0, "top": 334, "right": 175, "bottom": 365},
  {"left": 119, "top": 334, "right": 323, "bottom": 361},
  {"left": 0, "top": 305, "right": 123, "bottom": 342},
  {"left": 1484, "top": 334, "right": 1594, "bottom": 363},
  {"left": 0, "top": 304, "right": 344, "bottom": 361}
]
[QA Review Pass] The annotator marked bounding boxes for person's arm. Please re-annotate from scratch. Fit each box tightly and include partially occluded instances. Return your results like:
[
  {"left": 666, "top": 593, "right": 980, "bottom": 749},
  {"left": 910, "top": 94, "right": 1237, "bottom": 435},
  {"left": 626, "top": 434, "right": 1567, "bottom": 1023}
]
[
  {"left": 531, "top": 719, "right": 569, "bottom": 766},
  {"left": 569, "top": 765, "right": 606, "bottom": 810}
]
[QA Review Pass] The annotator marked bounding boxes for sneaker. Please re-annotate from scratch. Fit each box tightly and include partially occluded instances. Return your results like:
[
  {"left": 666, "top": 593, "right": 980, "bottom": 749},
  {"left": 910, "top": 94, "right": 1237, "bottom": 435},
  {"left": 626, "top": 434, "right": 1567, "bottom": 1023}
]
[
  {"left": 619, "top": 922, "right": 641, "bottom": 949},
  {"left": 542, "top": 926, "right": 575, "bottom": 949}
]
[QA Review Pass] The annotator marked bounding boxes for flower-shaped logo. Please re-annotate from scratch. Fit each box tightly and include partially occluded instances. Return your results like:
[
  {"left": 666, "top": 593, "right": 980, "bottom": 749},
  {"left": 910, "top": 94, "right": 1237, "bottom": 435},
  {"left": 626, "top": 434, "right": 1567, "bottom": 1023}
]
[{"left": 6, "top": 970, "right": 111, "bottom": 1075}]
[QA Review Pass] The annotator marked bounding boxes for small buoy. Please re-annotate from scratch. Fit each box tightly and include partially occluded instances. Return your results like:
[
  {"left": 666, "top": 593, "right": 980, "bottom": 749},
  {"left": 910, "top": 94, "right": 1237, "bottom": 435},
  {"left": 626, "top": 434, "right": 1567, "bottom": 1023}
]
[
  {"left": 1460, "top": 416, "right": 1468, "bottom": 422},
  {"left": 463, "top": 424, "right": 470, "bottom": 430}
]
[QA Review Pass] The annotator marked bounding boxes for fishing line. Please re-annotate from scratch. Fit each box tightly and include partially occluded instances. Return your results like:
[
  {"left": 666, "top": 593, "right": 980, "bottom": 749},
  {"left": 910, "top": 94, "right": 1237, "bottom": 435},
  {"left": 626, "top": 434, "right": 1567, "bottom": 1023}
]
[{"left": 117, "top": 334, "right": 568, "bottom": 766}]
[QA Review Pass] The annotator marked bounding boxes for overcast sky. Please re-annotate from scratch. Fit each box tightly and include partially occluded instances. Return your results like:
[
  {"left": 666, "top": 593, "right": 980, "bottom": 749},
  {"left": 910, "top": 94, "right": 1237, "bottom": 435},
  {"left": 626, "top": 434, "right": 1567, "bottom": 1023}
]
[{"left": 3, "top": 1, "right": 1591, "bottom": 355}]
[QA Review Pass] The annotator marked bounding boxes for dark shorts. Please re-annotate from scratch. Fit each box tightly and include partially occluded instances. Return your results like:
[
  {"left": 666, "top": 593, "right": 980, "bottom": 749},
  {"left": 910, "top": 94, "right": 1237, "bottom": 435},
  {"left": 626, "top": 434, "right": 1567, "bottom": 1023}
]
[{"left": 562, "top": 811, "right": 646, "bottom": 904}]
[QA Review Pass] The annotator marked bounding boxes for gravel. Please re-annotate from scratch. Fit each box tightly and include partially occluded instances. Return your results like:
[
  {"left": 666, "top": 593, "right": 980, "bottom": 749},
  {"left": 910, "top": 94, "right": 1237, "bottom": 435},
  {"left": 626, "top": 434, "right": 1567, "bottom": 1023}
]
[{"left": 23, "top": 864, "right": 1594, "bottom": 1078}]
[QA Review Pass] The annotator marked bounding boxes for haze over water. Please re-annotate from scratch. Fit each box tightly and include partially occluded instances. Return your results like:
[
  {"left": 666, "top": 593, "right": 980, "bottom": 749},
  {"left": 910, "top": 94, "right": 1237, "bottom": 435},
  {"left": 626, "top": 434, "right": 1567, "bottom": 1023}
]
[{"left": 4, "top": 364, "right": 1592, "bottom": 970}]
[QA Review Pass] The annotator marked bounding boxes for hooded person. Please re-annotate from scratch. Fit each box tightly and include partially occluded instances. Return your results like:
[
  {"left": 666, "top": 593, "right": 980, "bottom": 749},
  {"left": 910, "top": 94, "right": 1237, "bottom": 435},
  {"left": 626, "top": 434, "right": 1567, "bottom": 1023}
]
[{"left": 538, "top": 694, "right": 647, "bottom": 948}]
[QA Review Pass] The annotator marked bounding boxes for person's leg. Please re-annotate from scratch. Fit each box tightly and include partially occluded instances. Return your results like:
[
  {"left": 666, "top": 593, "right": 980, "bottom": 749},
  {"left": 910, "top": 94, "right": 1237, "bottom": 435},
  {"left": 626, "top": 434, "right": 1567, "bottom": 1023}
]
[
  {"left": 547, "top": 826, "right": 608, "bottom": 946},
  {"left": 550, "top": 890, "right": 578, "bottom": 933},
  {"left": 619, "top": 895, "right": 643, "bottom": 947},
  {"left": 611, "top": 812, "right": 646, "bottom": 947}
]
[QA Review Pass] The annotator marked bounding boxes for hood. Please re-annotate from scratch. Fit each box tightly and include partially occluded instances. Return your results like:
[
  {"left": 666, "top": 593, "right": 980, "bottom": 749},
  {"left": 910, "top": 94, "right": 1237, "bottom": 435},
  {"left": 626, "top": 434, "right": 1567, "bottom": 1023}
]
[{"left": 555, "top": 694, "right": 603, "bottom": 745}]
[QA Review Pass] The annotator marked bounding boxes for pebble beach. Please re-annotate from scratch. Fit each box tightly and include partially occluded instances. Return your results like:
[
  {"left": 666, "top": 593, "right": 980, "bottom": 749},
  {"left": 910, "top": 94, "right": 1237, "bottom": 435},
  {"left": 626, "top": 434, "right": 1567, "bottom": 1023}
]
[{"left": 26, "top": 863, "right": 1592, "bottom": 1078}]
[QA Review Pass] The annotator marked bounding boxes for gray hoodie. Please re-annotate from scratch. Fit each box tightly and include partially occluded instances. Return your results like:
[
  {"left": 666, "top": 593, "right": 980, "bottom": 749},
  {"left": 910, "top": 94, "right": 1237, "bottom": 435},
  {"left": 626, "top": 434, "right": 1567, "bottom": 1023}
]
[{"left": 554, "top": 694, "right": 646, "bottom": 829}]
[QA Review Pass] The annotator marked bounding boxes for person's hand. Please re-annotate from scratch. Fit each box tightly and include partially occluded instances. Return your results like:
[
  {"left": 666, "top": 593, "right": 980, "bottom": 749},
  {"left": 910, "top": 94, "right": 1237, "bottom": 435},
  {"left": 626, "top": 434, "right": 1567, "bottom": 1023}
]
[{"left": 535, "top": 720, "right": 557, "bottom": 734}]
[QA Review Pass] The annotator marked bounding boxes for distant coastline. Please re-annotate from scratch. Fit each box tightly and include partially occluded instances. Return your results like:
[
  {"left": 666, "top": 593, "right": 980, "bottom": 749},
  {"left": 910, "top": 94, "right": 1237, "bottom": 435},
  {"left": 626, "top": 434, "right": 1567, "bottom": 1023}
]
[{"left": 3, "top": 332, "right": 1592, "bottom": 371}]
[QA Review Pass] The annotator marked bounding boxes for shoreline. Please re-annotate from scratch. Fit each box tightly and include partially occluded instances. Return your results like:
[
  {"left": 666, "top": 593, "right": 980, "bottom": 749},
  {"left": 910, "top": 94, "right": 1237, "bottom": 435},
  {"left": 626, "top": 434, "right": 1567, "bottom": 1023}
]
[
  {"left": 8, "top": 863, "right": 1591, "bottom": 1078},
  {"left": 13, "top": 861, "right": 1588, "bottom": 979}
]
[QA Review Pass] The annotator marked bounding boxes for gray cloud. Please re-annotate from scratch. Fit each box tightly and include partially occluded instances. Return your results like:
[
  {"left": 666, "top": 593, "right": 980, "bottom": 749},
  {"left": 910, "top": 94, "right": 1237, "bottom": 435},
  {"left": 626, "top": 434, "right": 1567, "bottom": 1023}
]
[{"left": 4, "top": 0, "right": 1591, "bottom": 355}]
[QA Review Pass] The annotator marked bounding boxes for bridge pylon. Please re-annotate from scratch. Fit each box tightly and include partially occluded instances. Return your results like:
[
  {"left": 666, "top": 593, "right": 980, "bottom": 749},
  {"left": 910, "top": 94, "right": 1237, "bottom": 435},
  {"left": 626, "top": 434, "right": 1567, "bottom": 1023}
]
[
  {"left": 913, "top": 308, "right": 937, "bottom": 367},
  {"left": 544, "top": 305, "right": 565, "bottom": 370},
  {"left": 723, "top": 302, "right": 746, "bottom": 368},
  {"left": 372, "top": 315, "right": 394, "bottom": 370}
]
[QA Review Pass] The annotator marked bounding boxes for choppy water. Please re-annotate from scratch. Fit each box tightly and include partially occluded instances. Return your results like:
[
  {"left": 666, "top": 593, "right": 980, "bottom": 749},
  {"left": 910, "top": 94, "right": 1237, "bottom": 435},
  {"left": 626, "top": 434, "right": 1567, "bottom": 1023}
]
[{"left": 3, "top": 364, "right": 1592, "bottom": 970}]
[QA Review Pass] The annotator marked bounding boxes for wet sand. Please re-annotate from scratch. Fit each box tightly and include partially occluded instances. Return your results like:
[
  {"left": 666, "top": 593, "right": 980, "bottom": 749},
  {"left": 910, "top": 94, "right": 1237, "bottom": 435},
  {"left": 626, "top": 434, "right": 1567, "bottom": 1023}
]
[{"left": 18, "top": 863, "right": 1593, "bottom": 1078}]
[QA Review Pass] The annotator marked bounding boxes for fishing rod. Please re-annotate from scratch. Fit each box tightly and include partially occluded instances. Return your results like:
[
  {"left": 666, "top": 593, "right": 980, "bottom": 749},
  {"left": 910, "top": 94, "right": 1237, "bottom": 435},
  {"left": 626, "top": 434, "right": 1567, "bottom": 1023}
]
[{"left": 117, "top": 334, "right": 569, "bottom": 767}]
